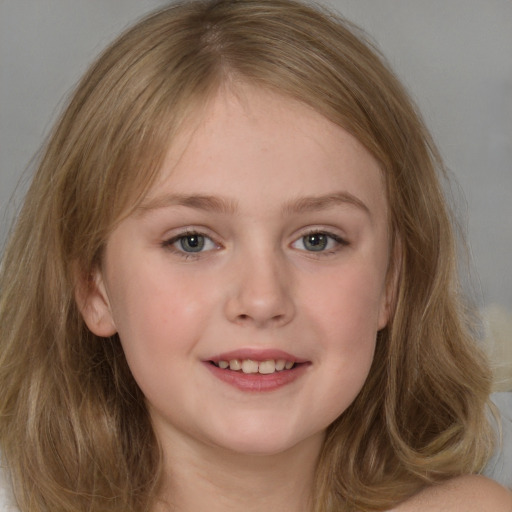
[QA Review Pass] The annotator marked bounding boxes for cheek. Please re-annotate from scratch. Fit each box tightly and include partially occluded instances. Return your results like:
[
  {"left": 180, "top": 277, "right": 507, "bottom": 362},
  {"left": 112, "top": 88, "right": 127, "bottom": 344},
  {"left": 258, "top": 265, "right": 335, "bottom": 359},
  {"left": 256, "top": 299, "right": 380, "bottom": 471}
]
[
  {"left": 305, "top": 264, "right": 388, "bottom": 338},
  {"left": 301, "top": 263, "right": 384, "bottom": 395},
  {"left": 106, "top": 269, "right": 217, "bottom": 414},
  {"left": 108, "top": 265, "right": 217, "bottom": 366}
]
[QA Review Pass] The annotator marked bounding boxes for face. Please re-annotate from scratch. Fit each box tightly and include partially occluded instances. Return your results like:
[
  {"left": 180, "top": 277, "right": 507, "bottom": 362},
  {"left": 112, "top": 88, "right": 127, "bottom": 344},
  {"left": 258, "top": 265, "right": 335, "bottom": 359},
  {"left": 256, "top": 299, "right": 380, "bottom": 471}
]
[{"left": 80, "top": 84, "right": 393, "bottom": 458}]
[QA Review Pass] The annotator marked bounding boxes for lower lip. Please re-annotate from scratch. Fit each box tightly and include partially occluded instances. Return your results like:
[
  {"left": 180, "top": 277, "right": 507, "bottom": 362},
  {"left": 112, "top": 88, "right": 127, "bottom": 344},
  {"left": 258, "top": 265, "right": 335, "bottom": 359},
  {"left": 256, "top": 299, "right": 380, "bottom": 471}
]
[{"left": 204, "top": 362, "right": 309, "bottom": 392}]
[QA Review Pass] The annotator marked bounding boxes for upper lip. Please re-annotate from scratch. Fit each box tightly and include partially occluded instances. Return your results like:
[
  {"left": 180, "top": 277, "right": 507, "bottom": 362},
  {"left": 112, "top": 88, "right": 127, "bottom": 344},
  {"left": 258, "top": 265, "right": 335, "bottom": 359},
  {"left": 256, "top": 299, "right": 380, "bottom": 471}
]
[{"left": 207, "top": 348, "right": 308, "bottom": 363}]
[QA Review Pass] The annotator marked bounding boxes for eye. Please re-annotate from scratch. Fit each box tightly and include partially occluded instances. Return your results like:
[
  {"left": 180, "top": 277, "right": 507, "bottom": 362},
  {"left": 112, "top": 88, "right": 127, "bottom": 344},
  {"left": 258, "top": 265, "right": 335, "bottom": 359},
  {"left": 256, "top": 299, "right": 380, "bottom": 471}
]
[
  {"left": 177, "top": 233, "right": 206, "bottom": 253},
  {"left": 164, "top": 232, "right": 219, "bottom": 254},
  {"left": 292, "top": 231, "right": 346, "bottom": 252}
]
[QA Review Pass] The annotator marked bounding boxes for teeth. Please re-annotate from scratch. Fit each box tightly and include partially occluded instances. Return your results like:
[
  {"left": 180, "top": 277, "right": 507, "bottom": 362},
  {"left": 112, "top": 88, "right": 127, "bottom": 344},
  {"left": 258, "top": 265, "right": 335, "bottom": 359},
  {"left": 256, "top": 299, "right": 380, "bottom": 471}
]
[
  {"left": 229, "top": 359, "right": 242, "bottom": 371},
  {"left": 215, "top": 359, "right": 296, "bottom": 374},
  {"left": 242, "top": 359, "right": 259, "bottom": 374},
  {"left": 258, "top": 360, "right": 276, "bottom": 374}
]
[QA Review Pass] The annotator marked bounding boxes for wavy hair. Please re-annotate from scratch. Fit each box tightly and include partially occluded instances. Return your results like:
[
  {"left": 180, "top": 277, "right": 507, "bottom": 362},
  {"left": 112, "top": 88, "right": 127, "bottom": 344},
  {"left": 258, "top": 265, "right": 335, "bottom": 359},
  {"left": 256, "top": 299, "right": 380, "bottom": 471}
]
[{"left": 0, "top": 1, "right": 493, "bottom": 511}]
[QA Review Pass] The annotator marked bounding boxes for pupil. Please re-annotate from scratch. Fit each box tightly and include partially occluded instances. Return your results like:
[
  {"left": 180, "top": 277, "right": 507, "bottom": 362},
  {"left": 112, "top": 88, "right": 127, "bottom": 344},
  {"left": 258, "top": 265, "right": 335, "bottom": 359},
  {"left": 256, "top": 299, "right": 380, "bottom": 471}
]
[
  {"left": 180, "top": 235, "right": 204, "bottom": 252},
  {"left": 305, "top": 234, "right": 327, "bottom": 251}
]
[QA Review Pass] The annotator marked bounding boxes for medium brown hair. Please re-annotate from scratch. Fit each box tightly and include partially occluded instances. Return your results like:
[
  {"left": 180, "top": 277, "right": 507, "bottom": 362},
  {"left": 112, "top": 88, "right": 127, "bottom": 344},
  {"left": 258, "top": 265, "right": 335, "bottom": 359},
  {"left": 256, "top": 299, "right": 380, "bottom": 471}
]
[{"left": 0, "top": 1, "right": 493, "bottom": 511}]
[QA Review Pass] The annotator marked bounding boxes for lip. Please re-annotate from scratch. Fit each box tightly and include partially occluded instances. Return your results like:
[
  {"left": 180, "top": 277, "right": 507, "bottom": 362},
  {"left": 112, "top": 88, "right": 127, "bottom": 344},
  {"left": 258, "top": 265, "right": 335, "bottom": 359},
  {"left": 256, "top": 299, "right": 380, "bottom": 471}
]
[
  {"left": 203, "top": 348, "right": 310, "bottom": 392},
  {"left": 208, "top": 348, "right": 308, "bottom": 364},
  {"left": 204, "top": 361, "right": 309, "bottom": 392}
]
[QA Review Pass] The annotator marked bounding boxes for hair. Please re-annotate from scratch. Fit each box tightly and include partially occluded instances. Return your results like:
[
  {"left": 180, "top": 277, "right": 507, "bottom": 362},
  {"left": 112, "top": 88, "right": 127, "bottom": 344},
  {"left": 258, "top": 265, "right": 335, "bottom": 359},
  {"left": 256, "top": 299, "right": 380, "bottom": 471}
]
[{"left": 0, "top": 1, "right": 494, "bottom": 511}]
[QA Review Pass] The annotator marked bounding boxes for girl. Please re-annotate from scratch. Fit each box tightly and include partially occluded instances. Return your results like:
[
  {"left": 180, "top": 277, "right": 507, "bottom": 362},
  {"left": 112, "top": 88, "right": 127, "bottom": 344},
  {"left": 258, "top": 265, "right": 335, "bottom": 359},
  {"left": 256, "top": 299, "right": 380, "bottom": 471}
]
[{"left": 0, "top": 1, "right": 510, "bottom": 510}]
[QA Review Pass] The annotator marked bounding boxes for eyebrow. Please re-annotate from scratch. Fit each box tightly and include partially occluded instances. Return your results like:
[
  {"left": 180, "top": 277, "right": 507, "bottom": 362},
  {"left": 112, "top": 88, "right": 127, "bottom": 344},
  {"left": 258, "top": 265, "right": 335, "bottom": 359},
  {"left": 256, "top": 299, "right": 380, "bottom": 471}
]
[
  {"left": 282, "top": 192, "right": 370, "bottom": 216},
  {"left": 136, "top": 191, "right": 370, "bottom": 216},
  {"left": 137, "top": 194, "right": 238, "bottom": 215}
]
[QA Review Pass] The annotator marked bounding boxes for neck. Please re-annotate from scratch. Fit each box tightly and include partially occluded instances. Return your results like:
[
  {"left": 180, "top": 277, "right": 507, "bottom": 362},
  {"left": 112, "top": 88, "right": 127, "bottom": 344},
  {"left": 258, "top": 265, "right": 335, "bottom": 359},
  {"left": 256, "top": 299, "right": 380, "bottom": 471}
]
[{"left": 154, "top": 433, "right": 323, "bottom": 512}]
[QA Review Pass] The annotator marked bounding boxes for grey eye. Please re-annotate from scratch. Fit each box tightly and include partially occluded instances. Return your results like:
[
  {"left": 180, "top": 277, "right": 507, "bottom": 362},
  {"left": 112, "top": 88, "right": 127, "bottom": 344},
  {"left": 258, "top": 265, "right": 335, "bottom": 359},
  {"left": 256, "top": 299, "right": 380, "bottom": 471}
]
[
  {"left": 292, "top": 232, "right": 344, "bottom": 253},
  {"left": 302, "top": 233, "right": 329, "bottom": 251},
  {"left": 178, "top": 234, "right": 206, "bottom": 252}
]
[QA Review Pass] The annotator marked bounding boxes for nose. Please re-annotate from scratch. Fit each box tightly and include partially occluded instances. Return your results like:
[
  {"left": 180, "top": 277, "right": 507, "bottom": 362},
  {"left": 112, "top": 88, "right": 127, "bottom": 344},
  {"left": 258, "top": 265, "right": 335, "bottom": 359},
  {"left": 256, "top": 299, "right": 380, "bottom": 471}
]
[{"left": 223, "top": 249, "right": 295, "bottom": 328}]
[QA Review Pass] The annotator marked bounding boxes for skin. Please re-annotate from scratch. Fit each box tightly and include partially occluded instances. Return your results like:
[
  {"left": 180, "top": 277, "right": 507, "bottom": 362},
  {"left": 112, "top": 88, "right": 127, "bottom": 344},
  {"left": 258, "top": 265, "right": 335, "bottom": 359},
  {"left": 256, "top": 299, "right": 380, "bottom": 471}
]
[
  {"left": 392, "top": 475, "right": 512, "bottom": 511},
  {"left": 79, "top": 84, "right": 512, "bottom": 511}
]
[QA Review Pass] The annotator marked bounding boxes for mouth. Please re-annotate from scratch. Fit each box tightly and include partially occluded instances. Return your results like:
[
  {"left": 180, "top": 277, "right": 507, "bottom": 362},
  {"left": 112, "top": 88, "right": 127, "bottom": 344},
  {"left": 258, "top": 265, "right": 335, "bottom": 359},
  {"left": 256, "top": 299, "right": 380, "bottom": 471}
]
[
  {"left": 205, "top": 351, "right": 310, "bottom": 392},
  {"left": 210, "top": 358, "right": 297, "bottom": 374}
]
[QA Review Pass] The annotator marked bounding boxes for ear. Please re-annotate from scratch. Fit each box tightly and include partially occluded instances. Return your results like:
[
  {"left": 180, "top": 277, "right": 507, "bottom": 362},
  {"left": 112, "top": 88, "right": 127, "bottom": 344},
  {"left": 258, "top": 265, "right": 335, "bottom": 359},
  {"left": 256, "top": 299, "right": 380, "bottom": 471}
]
[
  {"left": 378, "top": 235, "right": 402, "bottom": 330},
  {"left": 75, "top": 266, "right": 117, "bottom": 337}
]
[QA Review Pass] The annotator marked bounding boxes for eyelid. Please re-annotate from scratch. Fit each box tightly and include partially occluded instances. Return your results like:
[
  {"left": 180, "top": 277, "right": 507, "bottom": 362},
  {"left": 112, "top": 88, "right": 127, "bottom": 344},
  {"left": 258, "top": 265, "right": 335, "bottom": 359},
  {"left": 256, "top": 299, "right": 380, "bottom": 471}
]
[
  {"left": 290, "top": 228, "right": 349, "bottom": 253},
  {"left": 162, "top": 228, "right": 222, "bottom": 258},
  {"left": 297, "top": 226, "right": 349, "bottom": 243},
  {"left": 160, "top": 226, "right": 348, "bottom": 259}
]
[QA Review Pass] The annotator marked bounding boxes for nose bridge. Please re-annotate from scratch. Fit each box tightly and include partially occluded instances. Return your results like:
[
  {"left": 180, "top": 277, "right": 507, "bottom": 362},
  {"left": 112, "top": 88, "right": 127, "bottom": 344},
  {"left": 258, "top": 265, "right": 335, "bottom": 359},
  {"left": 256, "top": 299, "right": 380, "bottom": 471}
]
[{"left": 224, "top": 242, "right": 295, "bottom": 327}]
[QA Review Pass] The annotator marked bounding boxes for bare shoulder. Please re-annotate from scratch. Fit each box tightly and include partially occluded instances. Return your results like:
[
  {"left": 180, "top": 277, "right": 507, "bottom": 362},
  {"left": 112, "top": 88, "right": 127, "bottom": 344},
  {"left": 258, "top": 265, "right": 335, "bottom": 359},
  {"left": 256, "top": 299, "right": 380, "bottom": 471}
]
[{"left": 393, "top": 475, "right": 512, "bottom": 512}]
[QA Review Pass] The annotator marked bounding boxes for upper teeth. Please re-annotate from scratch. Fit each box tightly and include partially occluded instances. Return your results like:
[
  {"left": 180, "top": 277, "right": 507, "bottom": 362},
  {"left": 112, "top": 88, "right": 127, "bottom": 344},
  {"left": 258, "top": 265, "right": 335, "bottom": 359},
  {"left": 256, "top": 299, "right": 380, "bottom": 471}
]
[{"left": 215, "top": 359, "right": 295, "bottom": 374}]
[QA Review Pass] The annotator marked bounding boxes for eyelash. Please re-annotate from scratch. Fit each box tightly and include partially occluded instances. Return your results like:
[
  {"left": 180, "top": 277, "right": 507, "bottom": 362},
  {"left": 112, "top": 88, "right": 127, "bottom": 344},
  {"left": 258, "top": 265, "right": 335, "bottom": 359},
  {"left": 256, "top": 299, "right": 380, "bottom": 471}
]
[
  {"left": 292, "top": 229, "right": 348, "bottom": 255},
  {"left": 162, "top": 230, "right": 221, "bottom": 260},
  {"left": 162, "top": 228, "right": 348, "bottom": 260}
]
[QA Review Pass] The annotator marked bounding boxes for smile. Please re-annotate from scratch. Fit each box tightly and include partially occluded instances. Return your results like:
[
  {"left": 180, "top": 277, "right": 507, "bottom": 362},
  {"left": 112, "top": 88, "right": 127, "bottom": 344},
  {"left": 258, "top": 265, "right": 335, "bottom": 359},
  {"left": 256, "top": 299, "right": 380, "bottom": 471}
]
[
  {"left": 205, "top": 351, "right": 310, "bottom": 392},
  {"left": 212, "top": 359, "right": 295, "bottom": 374}
]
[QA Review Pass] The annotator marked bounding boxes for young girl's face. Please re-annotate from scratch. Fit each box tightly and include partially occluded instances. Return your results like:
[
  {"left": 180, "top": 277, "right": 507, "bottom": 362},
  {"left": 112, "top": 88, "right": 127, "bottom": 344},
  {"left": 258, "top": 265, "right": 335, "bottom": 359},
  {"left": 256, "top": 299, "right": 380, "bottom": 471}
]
[{"left": 82, "top": 84, "right": 393, "bottom": 457}]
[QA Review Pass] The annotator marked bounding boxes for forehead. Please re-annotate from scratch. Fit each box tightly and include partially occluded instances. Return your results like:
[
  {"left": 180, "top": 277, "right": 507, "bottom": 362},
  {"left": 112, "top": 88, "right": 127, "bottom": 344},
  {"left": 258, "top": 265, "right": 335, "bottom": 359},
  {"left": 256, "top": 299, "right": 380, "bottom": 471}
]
[{"left": 142, "top": 84, "right": 387, "bottom": 218}]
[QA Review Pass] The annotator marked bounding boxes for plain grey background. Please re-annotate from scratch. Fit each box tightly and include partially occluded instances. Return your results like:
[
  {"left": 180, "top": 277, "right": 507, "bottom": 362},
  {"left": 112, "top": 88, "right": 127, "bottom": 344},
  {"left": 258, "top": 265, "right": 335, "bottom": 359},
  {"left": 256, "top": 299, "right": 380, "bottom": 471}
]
[{"left": 1, "top": 0, "right": 511, "bottom": 313}]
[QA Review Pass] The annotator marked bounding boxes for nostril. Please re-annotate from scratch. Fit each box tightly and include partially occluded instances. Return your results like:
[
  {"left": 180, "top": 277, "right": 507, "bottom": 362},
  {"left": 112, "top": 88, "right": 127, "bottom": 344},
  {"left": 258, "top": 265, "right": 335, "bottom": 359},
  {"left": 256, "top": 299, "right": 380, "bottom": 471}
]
[{"left": 226, "top": 289, "right": 295, "bottom": 327}]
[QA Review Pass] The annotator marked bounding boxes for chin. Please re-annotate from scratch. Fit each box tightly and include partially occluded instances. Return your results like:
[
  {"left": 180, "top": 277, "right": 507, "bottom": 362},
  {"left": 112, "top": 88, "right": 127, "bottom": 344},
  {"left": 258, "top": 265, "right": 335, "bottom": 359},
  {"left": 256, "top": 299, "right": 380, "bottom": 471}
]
[{"left": 206, "top": 421, "right": 325, "bottom": 458}]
